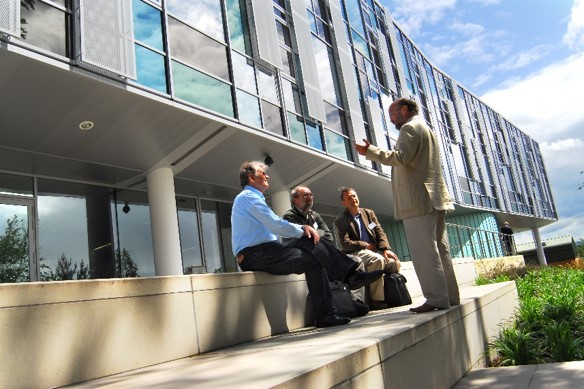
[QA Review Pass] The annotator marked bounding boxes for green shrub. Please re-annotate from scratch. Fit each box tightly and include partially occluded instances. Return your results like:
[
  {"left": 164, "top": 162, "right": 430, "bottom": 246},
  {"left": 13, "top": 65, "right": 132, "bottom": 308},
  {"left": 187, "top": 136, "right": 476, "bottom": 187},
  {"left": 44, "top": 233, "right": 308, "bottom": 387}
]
[{"left": 485, "top": 262, "right": 584, "bottom": 366}]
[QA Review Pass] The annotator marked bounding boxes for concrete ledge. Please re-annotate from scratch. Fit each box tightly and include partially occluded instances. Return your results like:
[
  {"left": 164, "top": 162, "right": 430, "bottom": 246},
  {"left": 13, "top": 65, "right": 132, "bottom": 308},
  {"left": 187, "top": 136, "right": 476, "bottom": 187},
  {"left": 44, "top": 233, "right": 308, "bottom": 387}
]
[
  {"left": 66, "top": 282, "right": 518, "bottom": 388},
  {"left": 0, "top": 258, "right": 483, "bottom": 388}
]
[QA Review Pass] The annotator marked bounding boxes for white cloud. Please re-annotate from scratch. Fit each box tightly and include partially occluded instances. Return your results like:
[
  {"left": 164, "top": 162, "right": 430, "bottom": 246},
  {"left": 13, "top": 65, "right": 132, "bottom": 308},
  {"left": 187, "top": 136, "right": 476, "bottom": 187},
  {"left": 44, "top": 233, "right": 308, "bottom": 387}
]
[
  {"left": 481, "top": 52, "right": 584, "bottom": 143},
  {"left": 387, "top": 0, "right": 456, "bottom": 36},
  {"left": 468, "top": 0, "right": 501, "bottom": 4},
  {"left": 563, "top": 0, "right": 584, "bottom": 49},
  {"left": 481, "top": 52, "right": 584, "bottom": 243},
  {"left": 490, "top": 45, "right": 550, "bottom": 72},
  {"left": 541, "top": 138, "right": 584, "bottom": 152},
  {"left": 449, "top": 21, "right": 485, "bottom": 36}
]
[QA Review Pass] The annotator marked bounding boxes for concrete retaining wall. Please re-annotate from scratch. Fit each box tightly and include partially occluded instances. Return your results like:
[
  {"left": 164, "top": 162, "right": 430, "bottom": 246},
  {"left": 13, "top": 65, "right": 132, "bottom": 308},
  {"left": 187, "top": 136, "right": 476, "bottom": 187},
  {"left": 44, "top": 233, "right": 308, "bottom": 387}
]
[{"left": 0, "top": 258, "right": 484, "bottom": 388}]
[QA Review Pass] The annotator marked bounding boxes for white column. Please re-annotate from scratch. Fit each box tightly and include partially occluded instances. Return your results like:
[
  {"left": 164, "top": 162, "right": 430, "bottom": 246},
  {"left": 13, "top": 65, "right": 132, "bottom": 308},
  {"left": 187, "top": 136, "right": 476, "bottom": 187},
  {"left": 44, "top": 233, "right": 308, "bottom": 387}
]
[
  {"left": 147, "top": 167, "right": 183, "bottom": 276},
  {"left": 532, "top": 228, "right": 548, "bottom": 266},
  {"left": 271, "top": 190, "right": 291, "bottom": 217}
]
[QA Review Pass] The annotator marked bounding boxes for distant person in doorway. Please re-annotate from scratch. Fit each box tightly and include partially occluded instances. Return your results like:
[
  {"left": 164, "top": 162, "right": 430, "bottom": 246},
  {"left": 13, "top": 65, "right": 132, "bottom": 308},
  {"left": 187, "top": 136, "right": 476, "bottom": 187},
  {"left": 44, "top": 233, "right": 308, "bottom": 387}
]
[
  {"left": 501, "top": 222, "right": 515, "bottom": 256},
  {"left": 354, "top": 97, "right": 460, "bottom": 313}
]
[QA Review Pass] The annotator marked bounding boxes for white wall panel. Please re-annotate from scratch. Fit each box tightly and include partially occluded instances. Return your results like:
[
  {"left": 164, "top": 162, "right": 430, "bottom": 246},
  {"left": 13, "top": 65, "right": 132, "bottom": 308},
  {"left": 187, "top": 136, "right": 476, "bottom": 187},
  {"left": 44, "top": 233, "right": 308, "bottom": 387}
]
[
  {"left": 79, "top": 0, "right": 136, "bottom": 79},
  {"left": 290, "top": 0, "right": 326, "bottom": 122},
  {"left": 0, "top": 0, "right": 20, "bottom": 37},
  {"left": 249, "top": 0, "right": 282, "bottom": 68}
]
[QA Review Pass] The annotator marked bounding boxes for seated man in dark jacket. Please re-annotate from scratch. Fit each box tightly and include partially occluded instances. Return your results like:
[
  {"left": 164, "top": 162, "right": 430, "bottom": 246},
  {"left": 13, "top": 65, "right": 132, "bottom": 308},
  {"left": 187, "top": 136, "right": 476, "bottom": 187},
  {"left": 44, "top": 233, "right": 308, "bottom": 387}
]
[{"left": 282, "top": 185, "right": 333, "bottom": 243}]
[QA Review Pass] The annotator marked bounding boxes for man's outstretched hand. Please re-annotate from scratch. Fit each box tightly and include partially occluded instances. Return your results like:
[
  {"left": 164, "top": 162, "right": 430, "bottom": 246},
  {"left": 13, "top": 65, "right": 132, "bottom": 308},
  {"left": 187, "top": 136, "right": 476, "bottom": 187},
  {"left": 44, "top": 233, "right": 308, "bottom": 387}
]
[{"left": 354, "top": 139, "right": 371, "bottom": 156}]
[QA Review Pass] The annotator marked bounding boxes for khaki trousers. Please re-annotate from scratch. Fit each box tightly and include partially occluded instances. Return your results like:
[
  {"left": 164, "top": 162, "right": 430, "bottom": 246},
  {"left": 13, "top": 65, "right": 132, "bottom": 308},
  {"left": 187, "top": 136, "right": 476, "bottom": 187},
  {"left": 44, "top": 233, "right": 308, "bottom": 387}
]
[{"left": 402, "top": 210, "right": 460, "bottom": 308}]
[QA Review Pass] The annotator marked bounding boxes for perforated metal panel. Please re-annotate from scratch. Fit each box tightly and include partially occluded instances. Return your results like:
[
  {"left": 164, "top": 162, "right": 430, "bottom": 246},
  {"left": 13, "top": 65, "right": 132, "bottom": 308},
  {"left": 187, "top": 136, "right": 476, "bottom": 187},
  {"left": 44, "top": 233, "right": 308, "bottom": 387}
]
[
  {"left": 249, "top": 0, "right": 282, "bottom": 68},
  {"left": 290, "top": 0, "right": 326, "bottom": 123},
  {"left": 0, "top": 0, "right": 20, "bottom": 37},
  {"left": 79, "top": 0, "right": 136, "bottom": 79}
]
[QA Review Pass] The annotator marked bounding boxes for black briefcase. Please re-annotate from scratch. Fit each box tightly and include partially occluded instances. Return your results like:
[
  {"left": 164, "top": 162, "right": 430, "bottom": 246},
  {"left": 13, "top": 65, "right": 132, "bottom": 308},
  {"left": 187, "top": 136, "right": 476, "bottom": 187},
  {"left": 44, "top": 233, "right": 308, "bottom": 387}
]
[
  {"left": 306, "top": 281, "right": 369, "bottom": 322},
  {"left": 384, "top": 273, "right": 412, "bottom": 307}
]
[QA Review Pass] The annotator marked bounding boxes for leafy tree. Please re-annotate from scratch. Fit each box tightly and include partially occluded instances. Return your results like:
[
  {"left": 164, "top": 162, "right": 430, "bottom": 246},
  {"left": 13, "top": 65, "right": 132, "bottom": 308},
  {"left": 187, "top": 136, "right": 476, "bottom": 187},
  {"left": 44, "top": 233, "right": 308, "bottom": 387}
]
[
  {"left": 76, "top": 259, "right": 90, "bottom": 280},
  {"left": 40, "top": 255, "right": 89, "bottom": 281},
  {"left": 20, "top": 0, "right": 36, "bottom": 39},
  {"left": 117, "top": 248, "right": 139, "bottom": 278},
  {"left": 0, "top": 215, "right": 29, "bottom": 283}
]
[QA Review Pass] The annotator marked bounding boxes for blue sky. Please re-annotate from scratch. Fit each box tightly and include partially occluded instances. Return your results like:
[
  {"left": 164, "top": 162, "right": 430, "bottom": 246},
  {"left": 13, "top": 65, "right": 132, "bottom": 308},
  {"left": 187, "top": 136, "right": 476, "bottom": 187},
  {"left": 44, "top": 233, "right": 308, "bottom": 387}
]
[{"left": 382, "top": 0, "right": 584, "bottom": 244}]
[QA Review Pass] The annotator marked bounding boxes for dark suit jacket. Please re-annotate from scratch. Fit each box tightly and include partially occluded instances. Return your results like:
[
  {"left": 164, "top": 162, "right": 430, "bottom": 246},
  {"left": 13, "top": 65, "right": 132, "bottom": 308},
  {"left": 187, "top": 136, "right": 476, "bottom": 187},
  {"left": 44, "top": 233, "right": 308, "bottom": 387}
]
[
  {"left": 282, "top": 207, "right": 333, "bottom": 243},
  {"left": 334, "top": 208, "right": 391, "bottom": 254}
]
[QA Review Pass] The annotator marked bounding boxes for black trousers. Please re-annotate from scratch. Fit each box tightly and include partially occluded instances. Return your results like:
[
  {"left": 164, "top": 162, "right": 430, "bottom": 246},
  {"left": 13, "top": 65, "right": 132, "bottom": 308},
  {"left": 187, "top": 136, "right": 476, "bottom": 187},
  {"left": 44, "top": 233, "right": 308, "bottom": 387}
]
[{"left": 238, "top": 237, "right": 358, "bottom": 320}]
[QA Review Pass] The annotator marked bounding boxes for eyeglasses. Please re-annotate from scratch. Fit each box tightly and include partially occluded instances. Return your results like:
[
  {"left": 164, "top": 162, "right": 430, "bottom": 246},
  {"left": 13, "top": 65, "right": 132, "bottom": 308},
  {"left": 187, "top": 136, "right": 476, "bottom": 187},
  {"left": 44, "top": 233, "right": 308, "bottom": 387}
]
[{"left": 388, "top": 106, "right": 403, "bottom": 116}]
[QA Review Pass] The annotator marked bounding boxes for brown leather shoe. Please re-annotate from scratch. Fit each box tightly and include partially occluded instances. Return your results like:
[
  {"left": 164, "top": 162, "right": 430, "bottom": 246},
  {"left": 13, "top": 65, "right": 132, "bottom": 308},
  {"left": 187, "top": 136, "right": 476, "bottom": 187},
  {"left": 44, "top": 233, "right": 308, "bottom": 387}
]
[{"left": 409, "top": 303, "right": 447, "bottom": 313}]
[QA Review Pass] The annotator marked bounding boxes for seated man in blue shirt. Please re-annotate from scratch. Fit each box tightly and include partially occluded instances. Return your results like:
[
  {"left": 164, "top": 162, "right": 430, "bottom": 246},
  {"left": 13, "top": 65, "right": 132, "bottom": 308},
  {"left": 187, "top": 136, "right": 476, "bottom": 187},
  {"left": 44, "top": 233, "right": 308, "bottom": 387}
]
[{"left": 232, "top": 161, "right": 384, "bottom": 328}]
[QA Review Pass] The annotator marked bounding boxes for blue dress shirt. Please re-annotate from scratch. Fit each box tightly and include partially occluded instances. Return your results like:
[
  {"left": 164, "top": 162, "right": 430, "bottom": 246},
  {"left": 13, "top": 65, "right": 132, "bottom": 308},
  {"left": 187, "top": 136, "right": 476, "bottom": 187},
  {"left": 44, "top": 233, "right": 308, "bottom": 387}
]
[{"left": 231, "top": 186, "right": 304, "bottom": 256}]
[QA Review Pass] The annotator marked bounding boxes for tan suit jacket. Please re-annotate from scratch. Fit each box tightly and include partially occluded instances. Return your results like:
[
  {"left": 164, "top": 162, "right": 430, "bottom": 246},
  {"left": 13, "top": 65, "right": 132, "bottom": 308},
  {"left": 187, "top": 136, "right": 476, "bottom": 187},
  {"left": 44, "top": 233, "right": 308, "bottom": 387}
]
[{"left": 365, "top": 115, "right": 453, "bottom": 220}]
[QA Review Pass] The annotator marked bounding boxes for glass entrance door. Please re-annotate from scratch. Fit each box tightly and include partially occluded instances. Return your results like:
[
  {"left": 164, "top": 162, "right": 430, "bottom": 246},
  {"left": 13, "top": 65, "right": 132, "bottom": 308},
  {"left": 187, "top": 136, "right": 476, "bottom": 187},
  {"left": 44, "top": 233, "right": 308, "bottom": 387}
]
[{"left": 0, "top": 197, "right": 37, "bottom": 283}]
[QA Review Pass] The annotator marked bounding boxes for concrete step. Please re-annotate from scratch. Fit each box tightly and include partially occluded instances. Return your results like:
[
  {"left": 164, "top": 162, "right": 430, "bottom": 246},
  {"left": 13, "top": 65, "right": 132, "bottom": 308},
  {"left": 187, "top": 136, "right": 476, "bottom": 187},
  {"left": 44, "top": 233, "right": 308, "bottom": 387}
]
[{"left": 65, "top": 282, "right": 518, "bottom": 388}]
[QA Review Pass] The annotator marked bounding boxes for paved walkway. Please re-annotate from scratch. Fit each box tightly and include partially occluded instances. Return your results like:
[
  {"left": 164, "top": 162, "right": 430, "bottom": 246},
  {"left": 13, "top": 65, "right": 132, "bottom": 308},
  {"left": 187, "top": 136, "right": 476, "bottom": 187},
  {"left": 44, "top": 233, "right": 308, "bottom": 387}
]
[{"left": 453, "top": 361, "right": 584, "bottom": 388}]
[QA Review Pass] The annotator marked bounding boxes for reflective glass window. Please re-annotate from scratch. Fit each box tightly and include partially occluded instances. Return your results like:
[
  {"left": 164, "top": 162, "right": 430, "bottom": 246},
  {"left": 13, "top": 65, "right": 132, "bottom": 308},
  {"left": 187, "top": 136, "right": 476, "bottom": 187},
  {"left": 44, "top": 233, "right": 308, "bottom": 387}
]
[
  {"left": 135, "top": 45, "right": 167, "bottom": 93},
  {"left": 166, "top": 0, "right": 225, "bottom": 42},
  {"left": 282, "top": 79, "right": 302, "bottom": 114},
  {"left": 226, "top": 0, "right": 252, "bottom": 55},
  {"left": 275, "top": 21, "right": 292, "bottom": 47},
  {"left": 312, "top": 37, "right": 340, "bottom": 105},
  {"left": 200, "top": 200, "right": 223, "bottom": 273},
  {"left": 19, "top": 1, "right": 69, "bottom": 57},
  {"left": 280, "top": 48, "right": 295, "bottom": 77},
  {"left": 288, "top": 113, "right": 307, "bottom": 144},
  {"left": 352, "top": 29, "right": 370, "bottom": 59},
  {"left": 0, "top": 173, "right": 33, "bottom": 196},
  {"left": 257, "top": 69, "right": 279, "bottom": 103},
  {"left": 344, "top": 0, "right": 365, "bottom": 36},
  {"left": 324, "top": 129, "right": 351, "bottom": 160},
  {"left": 168, "top": 17, "right": 229, "bottom": 81},
  {"left": 0, "top": 203, "right": 30, "bottom": 283},
  {"left": 172, "top": 60, "right": 234, "bottom": 117},
  {"left": 236, "top": 90, "right": 262, "bottom": 128},
  {"left": 261, "top": 100, "right": 284, "bottom": 136},
  {"left": 37, "top": 193, "right": 89, "bottom": 280},
  {"left": 324, "top": 102, "right": 347, "bottom": 135},
  {"left": 133, "top": 0, "right": 163, "bottom": 51},
  {"left": 113, "top": 196, "right": 155, "bottom": 277},
  {"left": 306, "top": 122, "right": 323, "bottom": 150},
  {"left": 232, "top": 52, "right": 257, "bottom": 93},
  {"left": 307, "top": 11, "right": 318, "bottom": 34},
  {"left": 177, "top": 198, "right": 204, "bottom": 274}
]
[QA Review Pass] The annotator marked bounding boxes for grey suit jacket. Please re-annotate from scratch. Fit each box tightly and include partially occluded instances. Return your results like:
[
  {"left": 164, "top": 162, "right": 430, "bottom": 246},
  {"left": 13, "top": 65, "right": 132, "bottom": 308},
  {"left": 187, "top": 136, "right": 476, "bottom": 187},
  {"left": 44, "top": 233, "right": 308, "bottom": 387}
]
[{"left": 365, "top": 115, "right": 453, "bottom": 220}]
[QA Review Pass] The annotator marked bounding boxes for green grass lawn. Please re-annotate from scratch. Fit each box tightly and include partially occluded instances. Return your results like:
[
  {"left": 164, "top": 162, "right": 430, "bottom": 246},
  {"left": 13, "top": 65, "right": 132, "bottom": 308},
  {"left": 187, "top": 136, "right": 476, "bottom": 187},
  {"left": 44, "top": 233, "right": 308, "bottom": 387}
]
[{"left": 477, "top": 259, "right": 584, "bottom": 366}]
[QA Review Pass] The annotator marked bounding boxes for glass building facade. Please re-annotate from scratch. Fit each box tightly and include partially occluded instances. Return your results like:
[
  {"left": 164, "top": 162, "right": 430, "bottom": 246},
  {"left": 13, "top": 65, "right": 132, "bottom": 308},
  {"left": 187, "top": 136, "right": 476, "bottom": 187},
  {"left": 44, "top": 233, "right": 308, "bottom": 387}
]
[{"left": 0, "top": 0, "right": 556, "bottom": 283}]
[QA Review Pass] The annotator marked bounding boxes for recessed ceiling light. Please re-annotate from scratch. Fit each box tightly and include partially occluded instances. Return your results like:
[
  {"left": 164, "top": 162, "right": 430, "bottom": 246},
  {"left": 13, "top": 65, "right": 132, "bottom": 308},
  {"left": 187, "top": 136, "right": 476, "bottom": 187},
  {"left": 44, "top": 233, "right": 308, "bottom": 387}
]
[{"left": 79, "top": 121, "right": 94, "bottom": 131}]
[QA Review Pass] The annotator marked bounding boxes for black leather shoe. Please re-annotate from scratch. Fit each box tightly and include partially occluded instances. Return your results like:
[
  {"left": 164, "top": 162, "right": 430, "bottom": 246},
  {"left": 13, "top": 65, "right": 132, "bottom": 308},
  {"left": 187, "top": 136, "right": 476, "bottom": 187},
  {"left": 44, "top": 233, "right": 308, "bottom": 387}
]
[
  {"left": 346, "top": 270, "right": 384, "bottom": 290},
  {"left": 369, "top": 300, "right": 389, "bottom": 311},
  {"left": 315, "top": 314, "right": 351, "bottom": 328}
]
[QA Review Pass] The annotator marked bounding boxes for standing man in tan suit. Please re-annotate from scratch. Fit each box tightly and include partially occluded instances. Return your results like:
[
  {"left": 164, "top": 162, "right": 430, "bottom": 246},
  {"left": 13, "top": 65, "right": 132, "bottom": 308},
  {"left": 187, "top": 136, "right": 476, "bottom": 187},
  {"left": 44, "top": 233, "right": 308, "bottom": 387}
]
[{"left": 354, "top": 98, "right": 460, "bottom": 313}]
